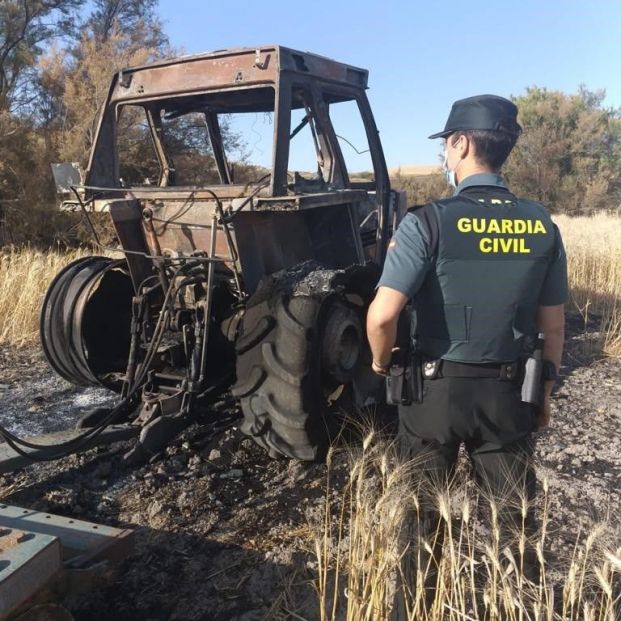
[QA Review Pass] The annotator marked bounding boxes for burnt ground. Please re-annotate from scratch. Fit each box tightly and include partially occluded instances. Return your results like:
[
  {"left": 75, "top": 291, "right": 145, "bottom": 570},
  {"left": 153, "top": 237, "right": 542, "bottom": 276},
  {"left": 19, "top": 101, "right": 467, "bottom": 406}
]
[{"left": 0, "top": 311, "right": 620, "bottom": 620}]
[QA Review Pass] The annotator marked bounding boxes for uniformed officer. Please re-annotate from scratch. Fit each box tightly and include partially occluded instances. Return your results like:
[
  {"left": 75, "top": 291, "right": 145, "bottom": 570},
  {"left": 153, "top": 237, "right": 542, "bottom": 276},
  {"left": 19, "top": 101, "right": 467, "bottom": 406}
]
[{"left": 366, "top": 94, "right": 568, "bottom": 603}]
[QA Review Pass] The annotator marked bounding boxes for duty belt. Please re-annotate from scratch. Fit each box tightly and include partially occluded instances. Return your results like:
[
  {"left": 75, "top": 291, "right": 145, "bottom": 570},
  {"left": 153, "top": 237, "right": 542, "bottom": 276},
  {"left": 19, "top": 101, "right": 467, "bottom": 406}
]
[{"left": 421, "top": 358, "right": 520, "bottom": 381}]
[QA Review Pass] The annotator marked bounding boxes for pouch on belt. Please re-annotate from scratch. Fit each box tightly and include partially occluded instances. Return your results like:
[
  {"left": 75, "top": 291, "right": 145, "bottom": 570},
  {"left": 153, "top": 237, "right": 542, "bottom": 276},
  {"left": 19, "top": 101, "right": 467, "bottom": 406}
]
[{"left": 386, "top": 349, "right": 422, "bottom": 405}]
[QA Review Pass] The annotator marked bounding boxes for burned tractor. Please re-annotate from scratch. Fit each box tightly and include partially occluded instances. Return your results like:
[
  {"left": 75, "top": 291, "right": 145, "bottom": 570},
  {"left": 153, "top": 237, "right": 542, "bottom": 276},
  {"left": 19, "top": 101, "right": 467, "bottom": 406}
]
[{"left": 41, "top": 46, "right": 405, "bottom": 462}]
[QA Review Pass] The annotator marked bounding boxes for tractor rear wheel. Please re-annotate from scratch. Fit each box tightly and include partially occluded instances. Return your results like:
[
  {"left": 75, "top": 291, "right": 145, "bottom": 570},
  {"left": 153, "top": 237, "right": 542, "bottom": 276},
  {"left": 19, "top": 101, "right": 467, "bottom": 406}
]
[{"left": 232, "top": 291, "right": 366, "bottom": 460}]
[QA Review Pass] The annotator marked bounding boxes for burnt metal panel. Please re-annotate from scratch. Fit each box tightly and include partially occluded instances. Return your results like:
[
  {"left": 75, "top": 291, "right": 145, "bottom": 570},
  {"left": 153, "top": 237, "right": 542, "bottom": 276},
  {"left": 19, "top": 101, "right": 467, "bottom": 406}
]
[
  {"left": 279, "top": 46, "right": 368, "bottom": 87},
  {"left": 108, "top": 199, "right": 153, "bottom": 291},
  {"left": 142, "top": 200, "right": 233, "bottom": 259},
  {"left": 234, "top": 204, "right": 362, "bottom": 295},
  {"left": 86, "top": 76, "right": 121, "bottom": 190},
  {"left": 107, "top": 46, "right": 368, "bottom": 106},
  {"left": 303, "top": 204, "right": 361, "bottom": 268},
  {"left": 234, "top": 211, "right": 314, "bottom": 294},
  {"left": 251, "top": 190, "right": 367, "bottom": 211},
  {"left": 118, "top": 187, "right": 267, "bottom": 200}
]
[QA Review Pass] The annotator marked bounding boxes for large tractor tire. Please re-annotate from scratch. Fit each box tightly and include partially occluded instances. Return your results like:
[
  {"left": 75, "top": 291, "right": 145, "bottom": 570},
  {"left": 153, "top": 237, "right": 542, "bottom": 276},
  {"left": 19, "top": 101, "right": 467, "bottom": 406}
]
[
  {"left": 40, "top": 256, "right": 133, "bottom": 391},
  {"left": 232, "top": 289, "right": 368, "bottom": 460}
]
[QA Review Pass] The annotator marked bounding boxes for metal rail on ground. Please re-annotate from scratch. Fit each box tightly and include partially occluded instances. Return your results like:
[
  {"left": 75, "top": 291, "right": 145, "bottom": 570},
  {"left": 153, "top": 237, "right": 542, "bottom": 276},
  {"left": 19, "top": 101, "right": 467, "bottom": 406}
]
[{"left": 0, "top": 504, "right": 134, "bottom": 621}]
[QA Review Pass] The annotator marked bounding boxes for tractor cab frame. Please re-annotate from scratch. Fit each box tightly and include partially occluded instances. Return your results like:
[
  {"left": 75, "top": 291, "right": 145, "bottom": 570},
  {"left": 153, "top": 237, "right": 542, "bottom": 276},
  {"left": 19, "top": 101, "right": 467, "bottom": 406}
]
[{"left": 42, "top": 46, "right": 405, "bottom": 461}]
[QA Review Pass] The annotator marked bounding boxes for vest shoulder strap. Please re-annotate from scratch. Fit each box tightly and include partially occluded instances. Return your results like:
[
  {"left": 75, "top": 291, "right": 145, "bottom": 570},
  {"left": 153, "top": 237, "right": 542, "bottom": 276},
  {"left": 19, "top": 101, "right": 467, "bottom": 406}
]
[{"left": 407, "top": 203, "right": 440, "bottom": 260}]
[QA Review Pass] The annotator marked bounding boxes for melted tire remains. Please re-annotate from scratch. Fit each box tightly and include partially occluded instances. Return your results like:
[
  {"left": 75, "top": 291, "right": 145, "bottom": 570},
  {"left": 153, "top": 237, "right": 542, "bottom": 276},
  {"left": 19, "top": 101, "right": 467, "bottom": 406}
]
[
  {"left": 233, "top": 291, "right": 363, "bottom": 461},
  {"left": 40, "top": 256, "right": 133, "bottom": 391}
]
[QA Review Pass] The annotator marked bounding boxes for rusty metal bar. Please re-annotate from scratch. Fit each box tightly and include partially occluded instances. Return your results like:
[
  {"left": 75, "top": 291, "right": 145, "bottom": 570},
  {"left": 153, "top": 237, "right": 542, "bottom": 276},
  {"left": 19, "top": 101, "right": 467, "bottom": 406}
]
[
  {"left": 204, "top": 111, "right": 233, "bottom": 184},
  {"left": 0, "top": 505, "right": 134, "bottom": 564},
  {"left": 198, "top": 213, "right": 219, "bottom": 387},
  {"left": 270, "top": 75, "right": 291, "bottom": 197}
]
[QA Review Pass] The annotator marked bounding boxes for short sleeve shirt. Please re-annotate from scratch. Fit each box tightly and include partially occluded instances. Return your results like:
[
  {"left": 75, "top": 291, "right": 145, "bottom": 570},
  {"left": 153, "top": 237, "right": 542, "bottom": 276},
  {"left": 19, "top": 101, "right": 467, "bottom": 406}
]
[{"left": 377, "top": 212, "right": 432, "bottom": 298}]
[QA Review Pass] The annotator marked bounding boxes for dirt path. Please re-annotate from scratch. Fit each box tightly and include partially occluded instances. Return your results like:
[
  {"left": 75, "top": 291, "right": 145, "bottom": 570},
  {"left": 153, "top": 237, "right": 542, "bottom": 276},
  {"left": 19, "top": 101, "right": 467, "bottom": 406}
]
[{"left": 0, "top": 311, "right": 620, "bottom": 620}]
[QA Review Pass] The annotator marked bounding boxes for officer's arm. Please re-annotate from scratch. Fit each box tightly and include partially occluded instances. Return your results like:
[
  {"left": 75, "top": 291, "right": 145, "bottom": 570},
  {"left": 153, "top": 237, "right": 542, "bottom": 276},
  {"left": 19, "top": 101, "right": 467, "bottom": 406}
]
[
  {"left": 536, "top": 303, "right": 564, "bottom": 380},
  {"left": 536, "top": 303, "right": 565, "bottom": 427},
  {"left": 367, "top": 211, "right": 433, "bottom": 374},
  {"left": 366, "top": 286, "right": 409, "bottom": 372}
]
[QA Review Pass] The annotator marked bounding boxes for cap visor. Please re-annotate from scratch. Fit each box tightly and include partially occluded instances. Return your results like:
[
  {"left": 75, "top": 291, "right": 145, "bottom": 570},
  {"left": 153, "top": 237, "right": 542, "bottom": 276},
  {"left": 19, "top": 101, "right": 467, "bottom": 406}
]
[{"left": 428, "top": 130, "right": 452, "bottom": 139}]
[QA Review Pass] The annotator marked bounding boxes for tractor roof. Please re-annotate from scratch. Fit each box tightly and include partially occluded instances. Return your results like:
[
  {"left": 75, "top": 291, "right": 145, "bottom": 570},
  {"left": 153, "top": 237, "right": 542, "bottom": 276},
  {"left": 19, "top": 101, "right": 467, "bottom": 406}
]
[{"left": 109, "top": 45, "right": 369, "bottom": 108}]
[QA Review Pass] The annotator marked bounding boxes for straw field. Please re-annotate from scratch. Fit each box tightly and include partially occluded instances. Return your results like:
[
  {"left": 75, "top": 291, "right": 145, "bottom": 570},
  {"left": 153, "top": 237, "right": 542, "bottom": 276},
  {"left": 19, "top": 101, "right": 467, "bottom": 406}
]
[
  {"left": 553, "top": 213, "right": 621, "bottom": 357},
  {"left": 1, "top": 213, "right": 619, "bottom": 352},
  {"left": 0, "top": 247, "right": 92, "bottom": 346}
]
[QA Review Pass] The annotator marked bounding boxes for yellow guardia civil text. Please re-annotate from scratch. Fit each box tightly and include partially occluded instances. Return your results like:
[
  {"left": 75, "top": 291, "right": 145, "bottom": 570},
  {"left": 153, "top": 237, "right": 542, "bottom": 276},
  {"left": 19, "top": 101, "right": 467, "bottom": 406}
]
[{"left": 456, "top": 217, "right": 547, "bottom": 254}]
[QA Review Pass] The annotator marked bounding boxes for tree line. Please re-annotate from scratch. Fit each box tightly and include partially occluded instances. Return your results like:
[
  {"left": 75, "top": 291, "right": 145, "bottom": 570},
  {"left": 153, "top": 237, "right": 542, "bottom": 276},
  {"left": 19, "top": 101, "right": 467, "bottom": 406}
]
[
  {"left": 394, "top": 86, "right": 621, "bottom": 214},
  {"left": 0, "top": 0, "right": 166, "bottom": 245},
  {"left": 1, "top": 2, "right": 620, "bottom": 246}
]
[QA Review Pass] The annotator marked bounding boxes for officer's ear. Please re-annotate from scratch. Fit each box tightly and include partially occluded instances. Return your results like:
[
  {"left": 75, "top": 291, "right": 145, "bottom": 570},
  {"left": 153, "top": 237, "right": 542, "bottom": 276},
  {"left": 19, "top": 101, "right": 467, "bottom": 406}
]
[{"left": 451, "top": 132, "right": 470, "bottom": 159}]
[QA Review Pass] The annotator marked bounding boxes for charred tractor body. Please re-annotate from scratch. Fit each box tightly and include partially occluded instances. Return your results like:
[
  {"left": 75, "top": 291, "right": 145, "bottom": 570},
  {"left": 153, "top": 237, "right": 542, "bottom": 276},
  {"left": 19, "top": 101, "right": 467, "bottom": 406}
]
[{"left": 41, "top": 46, "right": 404, "bottom": 462}]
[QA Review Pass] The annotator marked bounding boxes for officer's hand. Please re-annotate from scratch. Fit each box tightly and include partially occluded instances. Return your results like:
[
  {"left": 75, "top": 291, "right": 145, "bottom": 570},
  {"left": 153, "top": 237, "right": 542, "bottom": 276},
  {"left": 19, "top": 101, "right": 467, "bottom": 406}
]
[{"left": 535, "top": 396, "right": 551, "bottom": 431}]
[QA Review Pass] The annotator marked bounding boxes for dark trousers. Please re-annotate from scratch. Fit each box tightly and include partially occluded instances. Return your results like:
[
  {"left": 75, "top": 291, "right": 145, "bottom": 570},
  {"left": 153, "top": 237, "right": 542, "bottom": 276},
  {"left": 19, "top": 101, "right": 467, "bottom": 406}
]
[{"left": 393, "top": 373, "right": 538, "bottom": 617}]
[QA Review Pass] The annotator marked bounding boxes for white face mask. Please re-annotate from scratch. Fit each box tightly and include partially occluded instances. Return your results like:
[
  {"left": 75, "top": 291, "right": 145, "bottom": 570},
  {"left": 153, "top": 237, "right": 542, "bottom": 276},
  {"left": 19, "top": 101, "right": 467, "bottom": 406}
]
[{"left": 442, "top": 146, "right": 462, "bottom": 188}]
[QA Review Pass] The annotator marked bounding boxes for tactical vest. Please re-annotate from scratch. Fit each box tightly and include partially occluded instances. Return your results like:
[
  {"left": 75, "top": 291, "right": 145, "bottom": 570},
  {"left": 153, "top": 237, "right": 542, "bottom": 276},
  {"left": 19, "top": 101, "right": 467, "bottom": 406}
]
[{"left": 413, "top": 194, "right": 558, "bottom": 363}]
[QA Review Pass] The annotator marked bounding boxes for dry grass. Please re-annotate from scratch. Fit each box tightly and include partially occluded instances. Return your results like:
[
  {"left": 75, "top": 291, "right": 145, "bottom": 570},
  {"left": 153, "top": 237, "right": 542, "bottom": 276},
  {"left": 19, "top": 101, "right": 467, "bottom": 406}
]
[
  {"left": 312, "top": 433, "right": 621, "bottom": 621},
  {"left": 554, "top": 213, "right": 621, "bottom": 357},
  {"left": 0, "top": 212, "right": 619, "bottom": 352},
  {"left": 0, "top": 246, "right": 92, "bottom": 345}
]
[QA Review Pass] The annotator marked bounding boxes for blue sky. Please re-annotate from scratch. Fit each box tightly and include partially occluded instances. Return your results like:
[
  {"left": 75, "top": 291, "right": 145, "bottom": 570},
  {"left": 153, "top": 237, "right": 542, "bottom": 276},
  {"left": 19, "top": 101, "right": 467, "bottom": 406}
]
[{"left": 157, "top": 0, "right": 621, "bottom": 168}]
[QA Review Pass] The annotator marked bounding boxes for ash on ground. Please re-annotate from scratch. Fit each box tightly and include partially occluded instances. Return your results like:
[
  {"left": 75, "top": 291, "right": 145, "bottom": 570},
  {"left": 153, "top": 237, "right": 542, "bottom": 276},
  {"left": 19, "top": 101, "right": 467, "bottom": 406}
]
[{"left": 0, "top": 311, "right": 619, "bottom": 620}]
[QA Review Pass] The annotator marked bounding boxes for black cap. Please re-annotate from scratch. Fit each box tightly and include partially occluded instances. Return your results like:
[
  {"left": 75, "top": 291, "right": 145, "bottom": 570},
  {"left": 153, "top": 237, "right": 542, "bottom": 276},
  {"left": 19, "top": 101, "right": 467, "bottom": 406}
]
[{"left": 428, "top": 94, "right": 522, "bottom": 139}]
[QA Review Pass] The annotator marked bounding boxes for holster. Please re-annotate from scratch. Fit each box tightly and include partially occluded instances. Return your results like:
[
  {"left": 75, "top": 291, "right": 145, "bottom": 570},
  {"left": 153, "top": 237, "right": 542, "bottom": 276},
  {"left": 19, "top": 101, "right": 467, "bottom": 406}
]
[{"left": 386, "top": 350, "right": 422, "bottom": 406}]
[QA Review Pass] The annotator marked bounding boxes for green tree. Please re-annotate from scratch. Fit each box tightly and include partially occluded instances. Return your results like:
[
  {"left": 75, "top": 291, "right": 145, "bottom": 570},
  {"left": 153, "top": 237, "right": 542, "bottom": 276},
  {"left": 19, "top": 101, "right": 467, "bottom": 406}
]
[
  {"left": 36, "top": 0, "right": 168, "bottom": 166},
  {"left": 505, "top": 87, "right": 621, "bottom": 214},
  {"left": 1, "top": 0, "right": 167, "bottom": 245},
  {"left": 87, "top": 0, "right": 165, "bottom": 47},
  {"left": 0, "top": 0, "right": 83, "bottom": 113}
]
